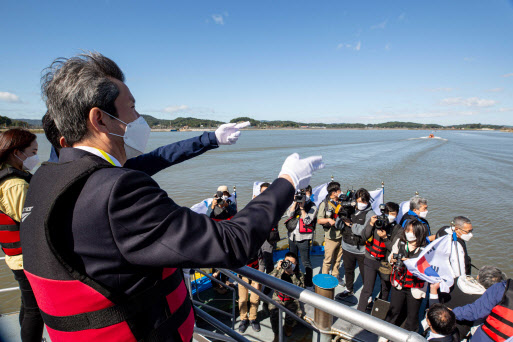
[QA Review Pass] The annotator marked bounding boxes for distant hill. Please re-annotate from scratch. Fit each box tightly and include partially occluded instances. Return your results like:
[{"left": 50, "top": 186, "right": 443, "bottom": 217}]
[
  {"left": 13, "top": 118, "right": 42, "bottom": 127},
  {"left": 142, "top": 115, "right": 224, "bottom": 128}
]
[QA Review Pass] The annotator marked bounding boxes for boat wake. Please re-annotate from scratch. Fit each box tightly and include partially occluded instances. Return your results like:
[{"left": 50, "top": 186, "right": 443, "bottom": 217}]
[{"left": 407, "top": 136, "right": 448, "bottom": 141}]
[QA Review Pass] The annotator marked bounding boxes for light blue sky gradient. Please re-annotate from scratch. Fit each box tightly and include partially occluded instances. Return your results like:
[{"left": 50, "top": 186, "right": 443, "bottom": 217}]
[{"left": 1, "top": 1, "right": 513, "bottom": 125}]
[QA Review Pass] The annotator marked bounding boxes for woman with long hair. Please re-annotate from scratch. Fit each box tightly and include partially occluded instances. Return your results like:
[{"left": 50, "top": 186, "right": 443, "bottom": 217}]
[
  {"left": 383, "top": 219, "right": 428, "bottom": 333},
  {"left": 0, "top": 128, "right": 43, "bottom": 341}
]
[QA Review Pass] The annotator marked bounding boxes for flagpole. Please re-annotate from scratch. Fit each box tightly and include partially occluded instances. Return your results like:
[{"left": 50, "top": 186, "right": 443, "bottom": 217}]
[
  {"left": 381, "top": 181, "right": 385, "bottom": 204},
  {"left": 448, "top": 221, "right": 462, "bottom": 278}
]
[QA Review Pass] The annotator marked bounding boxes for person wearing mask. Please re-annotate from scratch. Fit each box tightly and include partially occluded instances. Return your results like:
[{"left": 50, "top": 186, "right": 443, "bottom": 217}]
[
  {"left": 400, "top": 195, "right": 435, "bottom": 243},
  {"left": 425, "top": 304, "right": 459, "bottom": 342},
  {"left": 286, "top": 184, "right": 317, "bottom": 289},
  {"left": 318, "top": 181, "right": 344, "bottom": 284},
  {"left": 383, "top": 220, "right": 428, "bottom": 333},
  {"left": 337, "top": 188, "right": 375, "bottom": 298},
  {"left": 435, "top": 216, "right": 473, "bottom": 277},
  {"left": 269, "top": 252, "right": 305, "bottom": 342},
  {"left": 207, "top": 185, "right": 237, "bottom": 220},
  {"left": 452, "top": 276, "right": 513, "bottom": 342},
  {"left": 0, "top": 128, "right": 43, "bottom": 341},
  {"left": 357, "top": 202, "right": 401, "bottom": 311},
  {"left": 429, "top": 266, "right": 506, "bottom": 339},
  {"left": 21, "top": 52, "right": 324, "bottom": 341}
]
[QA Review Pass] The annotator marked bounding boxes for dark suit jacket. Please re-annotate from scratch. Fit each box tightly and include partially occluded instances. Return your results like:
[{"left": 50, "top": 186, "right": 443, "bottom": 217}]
[{"left": 55, "top": 148, "right": 294, "bottom": 297}]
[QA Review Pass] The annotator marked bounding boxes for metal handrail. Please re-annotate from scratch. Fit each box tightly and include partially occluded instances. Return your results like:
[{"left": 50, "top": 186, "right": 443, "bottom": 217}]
[
  {"left": 195, "top": 307, "right": 251, "bottom": 342},
  {"left": 0, "top": 286, "right": 19, "bottom": 294},
  {"left": 230, "top": 266, "right": 427, "bottom": 342}
]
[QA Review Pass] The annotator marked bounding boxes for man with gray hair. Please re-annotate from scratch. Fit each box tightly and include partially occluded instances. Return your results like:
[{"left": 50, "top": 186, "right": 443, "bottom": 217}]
[
  {"left": 20, "top": 52, "right": 324, "bottom": 341},
  {"left": 436, "top": 216, "right": 474, "bottom": 276},
  {"left": 400, "top": 195, "right": 434, "bottom": 243}
]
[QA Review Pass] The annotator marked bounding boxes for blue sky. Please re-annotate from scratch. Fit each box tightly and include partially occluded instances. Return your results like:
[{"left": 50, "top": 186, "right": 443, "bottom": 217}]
[{"left": 1, "top": 0, "right": 513, "bottom": 125}]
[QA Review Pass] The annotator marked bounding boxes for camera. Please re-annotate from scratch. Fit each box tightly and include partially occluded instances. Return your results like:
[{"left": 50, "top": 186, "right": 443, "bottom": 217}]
[
  {"left": 294, "top": 189, "right": 306, "bottom": 203},
  {"left": 374, "top": 204, "right": 387, "bottom": 230},
  {"left": 281, "top": 260, "right": 292, "bottom": 270},
  {"left": 325, "top": 207, "right": 334, "bottom": 218},
  {"left": 392, "top": 252, "right": 405, "bottom": 270},
  {"left": 214, "top": 191, "right": 225, "bottom": 206},
  {"left": 337, "top": 189, "right": 356, "bottom": 219}
]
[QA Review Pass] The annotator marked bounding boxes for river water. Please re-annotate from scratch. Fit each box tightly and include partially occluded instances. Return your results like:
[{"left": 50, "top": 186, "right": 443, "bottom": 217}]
[{"left": 1, "top": 129, "right": 512, "bottom": 313}]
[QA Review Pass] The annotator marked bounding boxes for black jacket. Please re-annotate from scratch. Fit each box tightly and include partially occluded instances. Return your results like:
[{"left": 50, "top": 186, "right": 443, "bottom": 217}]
[{"left": 23, "top": 148, "right": 294, "bottom": 297}]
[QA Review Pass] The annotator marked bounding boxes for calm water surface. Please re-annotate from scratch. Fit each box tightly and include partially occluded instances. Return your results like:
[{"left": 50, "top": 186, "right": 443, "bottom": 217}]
[{"left": 1, "top": 129, "right": 512, "bottom": 313}]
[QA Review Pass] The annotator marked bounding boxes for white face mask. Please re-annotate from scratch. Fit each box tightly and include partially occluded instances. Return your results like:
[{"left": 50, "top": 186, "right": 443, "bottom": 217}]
[
  {"left": 104, "top": 111, "right": 151, "bottom": 160},
  {"left": 419, "top": 210, "right": 428, "bottom": 218},
  {"left": 16, "top": 152, "right": 40, "bottom": 171},
  {"left": 306, "top": 195, "right": 310, "bottom": 202},
  {"left": 405, "top": 232, "right": 416, "bottom": 242},
  {"left": 222, "top": 195, "right": 229, "bottom": 200},
  {"left": 357, "top": 202, "right": 367, "bottom": 211},
  {"left": 460, "top": 233, "right": 473, "bottom": 242},
  {"left": 388, "top": 215, "right": 397, "bottom": 223}
]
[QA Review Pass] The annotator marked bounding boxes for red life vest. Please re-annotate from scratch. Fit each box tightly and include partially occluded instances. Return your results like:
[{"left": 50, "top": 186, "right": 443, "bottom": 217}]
[
  {"left": 365, "top": 237, "right": 387, "bottom": 259},
  {"left": 20, "top": 156, "right": 194, "bottom": 342},
  {"left": 0, "top": 167, "right": 31, "bottom": 256},
  {"left": 482, "top": 279, "right": 513, "bottom": 342},
  {"left": 277, "top": 292, "right": 293, "bottom": 301},
  {"left": 390, "top": 241, "right": 425, "bottom": 289}
]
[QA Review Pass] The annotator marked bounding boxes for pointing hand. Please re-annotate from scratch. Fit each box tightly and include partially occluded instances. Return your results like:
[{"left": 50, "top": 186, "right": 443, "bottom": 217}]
[{"left": 215, "top": 121, "right": 251, "bottom": 145}]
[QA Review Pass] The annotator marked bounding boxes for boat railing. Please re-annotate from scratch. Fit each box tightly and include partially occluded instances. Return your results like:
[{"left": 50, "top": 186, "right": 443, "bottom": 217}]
[{"left": 192, "top": 266, "right": 427, "bottom": 342}]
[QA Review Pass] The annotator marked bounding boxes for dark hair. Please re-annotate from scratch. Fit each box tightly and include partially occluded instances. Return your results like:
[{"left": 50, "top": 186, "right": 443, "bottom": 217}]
[
  {"left": 453, "top": 216, "right": 471, "bottom": 229},
  {"left": 478, "top": 266, "right": 506, "bottom": 289},
  {"left": 41, "top": 52, "right": 125, "bottom": 146},
  {"left": 0, "top": 128, "right": 37, "bottom": 164},
  {"left": 260, "top": 182, "right": 271, "bottom": 190},
  {"left": 401, "top": 220, "right": 427, "bottom": 247},
  {"left": 427, "top": 303, "right": 456, "bottom": 336},
  {"left": 285, "top": 251, "right": 298, "bottom": 261},
  {"left": 42, "top": 112, "right": 61, "bottom": 153},
  {"left": 304, "top": 185, "right": 312, "bottom": 193},
  {"left": 384, "top": 202, "right": 400, "bottom": 214},
  {"left": 327, "top": 181, "right": 341, "bottom": 196},
  {"left": 355, "top": 188, "right": 370, "bottom": 203}
]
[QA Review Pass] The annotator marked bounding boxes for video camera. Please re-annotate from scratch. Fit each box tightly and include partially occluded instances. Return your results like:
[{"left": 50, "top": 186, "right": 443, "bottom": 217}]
[
  {"left": 294, "top": 189, "right": 306, "bottom": 203},
  {"left": 374, "top": 204, "right": 388, "bottom": 230},
  {"left": 337, "top": 189, "right": 356, "bottom": 220}
]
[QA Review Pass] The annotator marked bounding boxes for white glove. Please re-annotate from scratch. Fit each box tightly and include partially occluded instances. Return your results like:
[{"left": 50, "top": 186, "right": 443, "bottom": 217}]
[
  {"left": 215, "top": 121, "right": 251, "bottom": 145},
  {"left": 278, "top": 153, "right": 325, "bottom": 190}
]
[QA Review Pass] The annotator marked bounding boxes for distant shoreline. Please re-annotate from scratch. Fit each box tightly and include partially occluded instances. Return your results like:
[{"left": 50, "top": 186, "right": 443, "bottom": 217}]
[{"left": 150, "top": 127, "right": 513, "bottom": 133}]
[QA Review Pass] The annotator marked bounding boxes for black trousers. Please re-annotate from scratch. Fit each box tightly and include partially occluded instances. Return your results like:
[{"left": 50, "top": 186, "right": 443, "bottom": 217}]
[
  {"left": 342, "top": 250, "right": 365, "bottom": 292},
  {"left": 385, "top": 286, "right": 423, "bottom": 332},
  {"left": 12, "top": 269, "right": 45, "bottom": 342},
  {"left": 288, "top": 238, "right": 313, "bottom": 287},
  {"left": 357, "top": 257, "right": 392, "bottom": 311}
]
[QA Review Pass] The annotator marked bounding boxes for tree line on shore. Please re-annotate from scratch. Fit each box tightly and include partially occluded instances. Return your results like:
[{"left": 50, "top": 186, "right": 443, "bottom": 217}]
[{"left": 0, "top": 114, "right": 508, "bottom": 131}]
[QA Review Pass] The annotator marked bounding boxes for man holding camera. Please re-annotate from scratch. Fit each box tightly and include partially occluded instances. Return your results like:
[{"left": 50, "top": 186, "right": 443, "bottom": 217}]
[
  {"left": 286, "top": 185, "right": 317, "bottom": 289},
  {"left": 269, "top": 252, "right": 304, "bottom": 342},
  {"left": 207, "top": 185, "right": 237, "bottom": 220},
  {"left": 357, "top": 202, "right": 401, "bottom": 311},
  {"left": 337, "top": 188, "right": 375, "bottom": 298},
  {"left": 318, "top": 182, "right": 344, "bottom": 283}
]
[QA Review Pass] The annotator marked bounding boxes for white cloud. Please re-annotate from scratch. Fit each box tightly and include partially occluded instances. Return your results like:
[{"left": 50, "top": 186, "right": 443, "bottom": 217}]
[
  {"left": 486, "top": 88, "right": 503, "bottom": 92},
  {"left": 337, "top": 41, "right": 361, "bottom": 51},
  {"left": 163, "top": 105, "right": 189, "bottom": 113},
  {"left": 398, "top": 13, "right": 406, "bottom": 21},
  {"left": 502, "top": 73, "right": 513, "bottom": 78},
  {"left": 441, "top": 97, "right": 497, "bottom": 108},
  {"left": 211, "top": 14, "right": 225, "bottom": 25},
  {"left": 371, "top": 19, "right": 387, "bottom": 30},
  {"left": 0, "top": 92, "right": 20, "bottom": 103},
  {"left": 426, "top": 87, "right": 454, "bottom": 92},
  {"left": 498, "top": 107, "right": 513, "bottom": 112}
]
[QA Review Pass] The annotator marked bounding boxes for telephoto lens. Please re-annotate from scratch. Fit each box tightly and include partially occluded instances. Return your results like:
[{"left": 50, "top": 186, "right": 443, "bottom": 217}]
[{"left": 281, "top": 260, "right": 292, "bottom": 270}]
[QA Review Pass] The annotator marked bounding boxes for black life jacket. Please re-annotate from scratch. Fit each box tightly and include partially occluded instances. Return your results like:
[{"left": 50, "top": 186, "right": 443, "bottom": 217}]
[
  {"left": 390, "top": 241, "right": 425, "bottom": 289},
  {"left": 342, "top": 209, "right": 366, "bottom": 246},
  {"left": 482, "top": 279, "right": 513, "bottom": 342},
  {"left": 0, "top": 167, "right": 31, "bottom": 256},
  {"left": 285, "top": 200, "right": 316, "bottom": 233},
  {"left": 20, "top": 157, "right": 194, "bottom": 342}
]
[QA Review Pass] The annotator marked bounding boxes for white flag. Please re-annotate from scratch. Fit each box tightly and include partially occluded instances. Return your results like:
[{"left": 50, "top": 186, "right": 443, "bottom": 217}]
[
  {"left": 403, "top": 234, "right": 455, "bottom": 293},
  {"left": 311, "top": 183, "right": 329, "bottom": 206},
  {"left": 253, "top": 182, "right": 265, "bottom": 197},
  {"left": 397, "top": 200, "right": 410, "bottom": 223},
  {"left": 190, "top": 198, "right": 212, "bottom": 215},
  {"left": 369, "top": 188, "right": 384, "bottom": 215}
]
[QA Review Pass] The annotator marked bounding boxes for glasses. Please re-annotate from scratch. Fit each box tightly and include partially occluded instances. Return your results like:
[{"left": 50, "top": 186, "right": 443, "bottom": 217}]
[{"left": 457, "top": 227, "right": 473, "bottom": 234}]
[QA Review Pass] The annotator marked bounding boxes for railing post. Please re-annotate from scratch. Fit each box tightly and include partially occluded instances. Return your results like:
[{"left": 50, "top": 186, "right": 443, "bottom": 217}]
[{"left": 312, "top": 274, "right": 338, "bottom": 342}]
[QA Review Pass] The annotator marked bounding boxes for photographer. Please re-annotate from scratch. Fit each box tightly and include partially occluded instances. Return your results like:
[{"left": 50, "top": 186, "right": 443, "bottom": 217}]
[
  {"left": 337, "top": 188, "right": 375, "bottom": 298},
  {"left": 207, "top": 185, "right": 237, "bottom": 220},
  {"left": 318, "top": 182, "right": 344, "bottom": 283},
  {"left": 269, "top": 252, "right": 305, "bottom": 342},
  {"left": 357, "top": 202, "right": 401, "bottom": 311},
  {"left": 384, "top": 220, "right": 428, "bottom": 332},
  {"left": 286, "top": 185, "right": 317, "bottom": 289}
]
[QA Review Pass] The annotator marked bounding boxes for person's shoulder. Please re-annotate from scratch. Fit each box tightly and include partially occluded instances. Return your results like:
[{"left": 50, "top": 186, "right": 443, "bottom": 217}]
[
  {"left": 88, "top": 166, "right": 155, "bottom": 189},
  {"left": 0, "top": 176, "right": 29, "bottom": 189}
]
